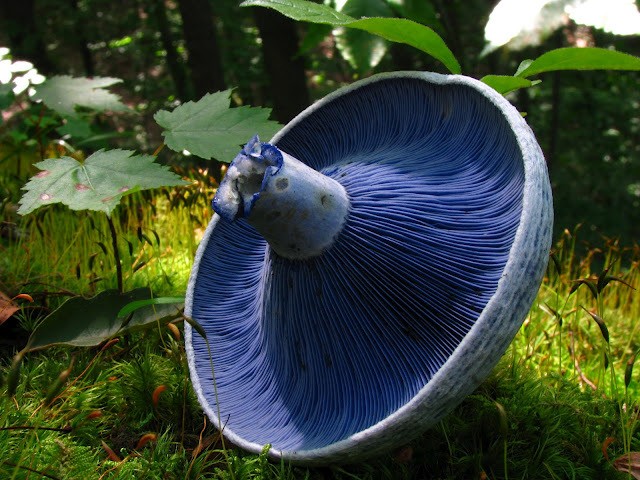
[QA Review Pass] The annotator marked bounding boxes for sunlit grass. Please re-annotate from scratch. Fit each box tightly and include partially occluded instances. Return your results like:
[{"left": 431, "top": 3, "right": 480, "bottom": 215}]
[
  {"left": 2, "top": 184, "right": 213, "bottom": 302},
  {"left": 518, "top": 226, "right": 640, "bottom": 400}
]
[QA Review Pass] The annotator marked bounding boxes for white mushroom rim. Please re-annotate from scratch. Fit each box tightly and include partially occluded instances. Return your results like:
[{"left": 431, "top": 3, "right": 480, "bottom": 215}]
[{"left": 185, "top": 71, "right": 553, "bottom": 465}]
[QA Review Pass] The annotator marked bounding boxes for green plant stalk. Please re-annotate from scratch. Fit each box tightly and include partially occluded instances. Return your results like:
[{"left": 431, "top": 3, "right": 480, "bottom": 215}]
[
  {"left": 203, "top": 335, "right": 236, "bottom": 480},
  {"left": 106, "top": 214, "right": 123, "bottom": 293}
]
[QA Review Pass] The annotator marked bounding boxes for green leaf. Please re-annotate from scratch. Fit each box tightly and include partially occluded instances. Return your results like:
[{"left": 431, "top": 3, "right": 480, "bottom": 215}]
[
  {"left": 240, "top": 0, "right": 354, "bottom": 24},
  {"left": 570, "top": 278, "right": 599, "bottom": 300},
  {"left": 120, "top": 300, "right": 184, "bottom": 334},
  {"left": 25, "top": 289, "right": 150, "bottom": 350},
  {"left": 24, "top": 289, "right": 183, "bottom": 351},
  {"left": 349, "top": 18, "right": 460, "bottom": 74},
  {"left": 18, "top": 149, "right": 189, "bottom": 216},
  {"left": 388, "top": 0, "right": 441, "bottom": 30},
  {"left": 0, "top": 83, "right": 15, "bottom": 111},
  {"left": 6, "top": 353, "right": 23, "bottom": 397},
  {"left": 625, "top": 350, "right": 639, "bottom": 389},
  {"left": 542, "top": 302, "right": 562, "bottom": 327},
  {"left": 154, "top": 90, "right": 282, "bottom": 161},
  {"left": 184, "top": 316, "right": 208, "bottom": 339},
  {"left": 334, "top": 0, "right": 393, "bottom": 73},
  {"left": 481, "top": 75, "right": 537, "bottom": 95},
  {"left": 514, "top": 59, "right": 533, "bottom": 77},
  {"left": 516, "top": 47, "right": 640, "bottom": 78},
  {"left": 549, "top": 252, "right": 562, "bottom": 276},
  {"left": 56, "top": 116, "right": 93, "bottom": 139},
  {"left": 241, "top": 0, "right": 461, "bottom": 74},
  {"left": 298, "top": 23, "right": 333, "bottom": 55},
  {"left": 581, "top": 307, "right": 609, "bottom": 344},
  {"left": 117, "top": 296, "right": 185, "bottom": 318},
  {"left": 32, "top": 75, "right": 129, "bottom": 118}
]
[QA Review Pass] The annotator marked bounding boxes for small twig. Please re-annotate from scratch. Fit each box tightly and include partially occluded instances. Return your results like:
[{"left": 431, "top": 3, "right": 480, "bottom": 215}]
[
  {"left": 152, "top": 143, "right": 165, "bottom": 157},
  {"left": 0, "top": 425, "right": 72, "bottom": 433},
  {"left": 568, "top": 331, "right": 597, "bottom": 391},
  {"left": 186, "top": 416, "right": 208, "bottom": 478},
  {"left": 16, "top": 282, "right": 78, "bottom": 298},
  {"left": 2, "top": 460, "right": 62, "bottom": 480}
]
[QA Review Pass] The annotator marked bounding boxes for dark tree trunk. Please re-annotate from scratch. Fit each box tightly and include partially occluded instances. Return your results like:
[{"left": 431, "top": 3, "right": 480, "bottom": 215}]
[
  {"left": 151, "top": 0, "right": 192, "bottom": 100},
  {"left": 0, "top": 0, "right": 55, "bottom": 74},
  {"left": 69, "top": 0, "right": 95, "bottom": 77},
  {"left": 177, "top": 0, "right": 226, "bottom": 97},
  {"left": 253, "top": 8, "right": 309, "bottom": 123},
  {"left": 547, "top": 71, "right": 560, "bottom": 171}
]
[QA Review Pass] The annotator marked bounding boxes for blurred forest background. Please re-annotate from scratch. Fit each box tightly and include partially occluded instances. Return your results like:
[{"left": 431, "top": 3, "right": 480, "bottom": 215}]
[{"left": 1, "top": 0, "right": 639, "bottom": 245}]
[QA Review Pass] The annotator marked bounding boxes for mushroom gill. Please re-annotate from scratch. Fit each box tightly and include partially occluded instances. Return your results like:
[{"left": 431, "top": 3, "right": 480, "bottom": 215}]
[{"left": 185, "top": 71, "right": 553, "bottom": 465}]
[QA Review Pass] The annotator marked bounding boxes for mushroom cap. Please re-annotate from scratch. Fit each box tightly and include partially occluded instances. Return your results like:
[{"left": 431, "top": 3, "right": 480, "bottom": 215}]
[{"left": 185, "top": 71, "right": 553, "bottom": 465}]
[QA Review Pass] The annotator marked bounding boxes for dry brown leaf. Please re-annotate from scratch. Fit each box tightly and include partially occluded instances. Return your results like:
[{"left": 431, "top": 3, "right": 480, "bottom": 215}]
[
  {"left": 613, "top": 452, "right": 640, "bottom": 479},
  {"left": 135, "top": 433, "right": 157, "bottom": 450},
  {"left": 0, "top": 291, "right": 19, "bottom": 325},
  {"left": 101, "top": 440, "right": 122, "bottom": 462},
  {"left": 152, "top": 385, "right": 167, "bottom": 408},
  {"left": 602, "top": 436, "right": 615, "bottom": 461}
]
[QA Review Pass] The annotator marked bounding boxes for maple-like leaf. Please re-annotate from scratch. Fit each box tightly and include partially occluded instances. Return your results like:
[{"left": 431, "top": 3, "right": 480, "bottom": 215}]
[
  {"left": 32, "top": 75, "right": 129, "bottom": 118},
  {"left": 154, "top": 89, "right": 282, "bottom": 162},
  {"left": 18, "top": 149, "right": 189, "bottom": 216}
]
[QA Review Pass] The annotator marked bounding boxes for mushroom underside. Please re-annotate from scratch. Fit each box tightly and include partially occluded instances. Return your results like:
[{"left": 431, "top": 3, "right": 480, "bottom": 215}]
[{"left": 187, "top": 75, "right": 547, "bottom": 458}]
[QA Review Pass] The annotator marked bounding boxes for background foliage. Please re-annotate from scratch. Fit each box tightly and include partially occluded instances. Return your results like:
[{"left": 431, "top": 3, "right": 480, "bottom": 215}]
[{"left": 2, "top": 0, "right": 638, "bottom": 244}]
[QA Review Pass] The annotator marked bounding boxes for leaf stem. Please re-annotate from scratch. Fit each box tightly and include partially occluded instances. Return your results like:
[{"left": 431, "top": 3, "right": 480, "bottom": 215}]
[
  {"left": 2, "top": 461, "right": 61, "bottom": 480},
  {"left": 106, "top": 215, "right": 123, "bottom": 293},
  {"left": 152, "top": 143, "right": 165, "bottom": 157}
]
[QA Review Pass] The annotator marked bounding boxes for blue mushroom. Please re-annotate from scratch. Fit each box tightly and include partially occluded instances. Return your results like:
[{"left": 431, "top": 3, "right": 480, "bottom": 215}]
[{"left": 185, "top": 71, "right": 553, "bottom": 465}]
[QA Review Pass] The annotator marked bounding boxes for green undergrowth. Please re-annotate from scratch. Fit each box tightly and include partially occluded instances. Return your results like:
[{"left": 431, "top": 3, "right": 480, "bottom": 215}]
[
  {"left": 1, "top": 167, "right": 214, "bottom": 303},
  {"left": 2, "top": 203, "right": 640, "bottom": 478}
]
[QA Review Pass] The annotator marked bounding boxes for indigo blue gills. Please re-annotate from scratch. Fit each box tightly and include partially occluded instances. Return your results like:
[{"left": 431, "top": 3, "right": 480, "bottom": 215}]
[{"left": 185, "top": 71, "right": 553, "bottom": 465}]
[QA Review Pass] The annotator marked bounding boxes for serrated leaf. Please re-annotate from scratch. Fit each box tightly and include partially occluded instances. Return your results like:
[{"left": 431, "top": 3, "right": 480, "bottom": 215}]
[
  {"left": 516, "top": 47, "right": 640, "bottom": 78},
  {"left": 241, "top": 0, "right": 460, "bottom": 74},
  {"left": 18, "top": 149, "right": 189, "bottom": 216},
  {"left": 155, "top": 90, "right": 282, "bottom": 162},
  {"left": 481, "top": 75, "right": 537, "bottom": 95},
  {"left": 32, "top": 75, "right": 129, "bottom": 118}
]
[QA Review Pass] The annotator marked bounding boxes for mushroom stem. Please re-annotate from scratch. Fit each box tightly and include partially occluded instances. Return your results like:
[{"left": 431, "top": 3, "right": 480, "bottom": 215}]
[{"left": 213, "top": 135, "right": 350, "bottom": 259}]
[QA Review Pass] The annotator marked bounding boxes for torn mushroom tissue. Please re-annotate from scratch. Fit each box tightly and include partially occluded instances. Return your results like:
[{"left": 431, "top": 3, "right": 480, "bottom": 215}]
[{"left": 212, "top": 135, "right": 350, "bottom": 260}]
